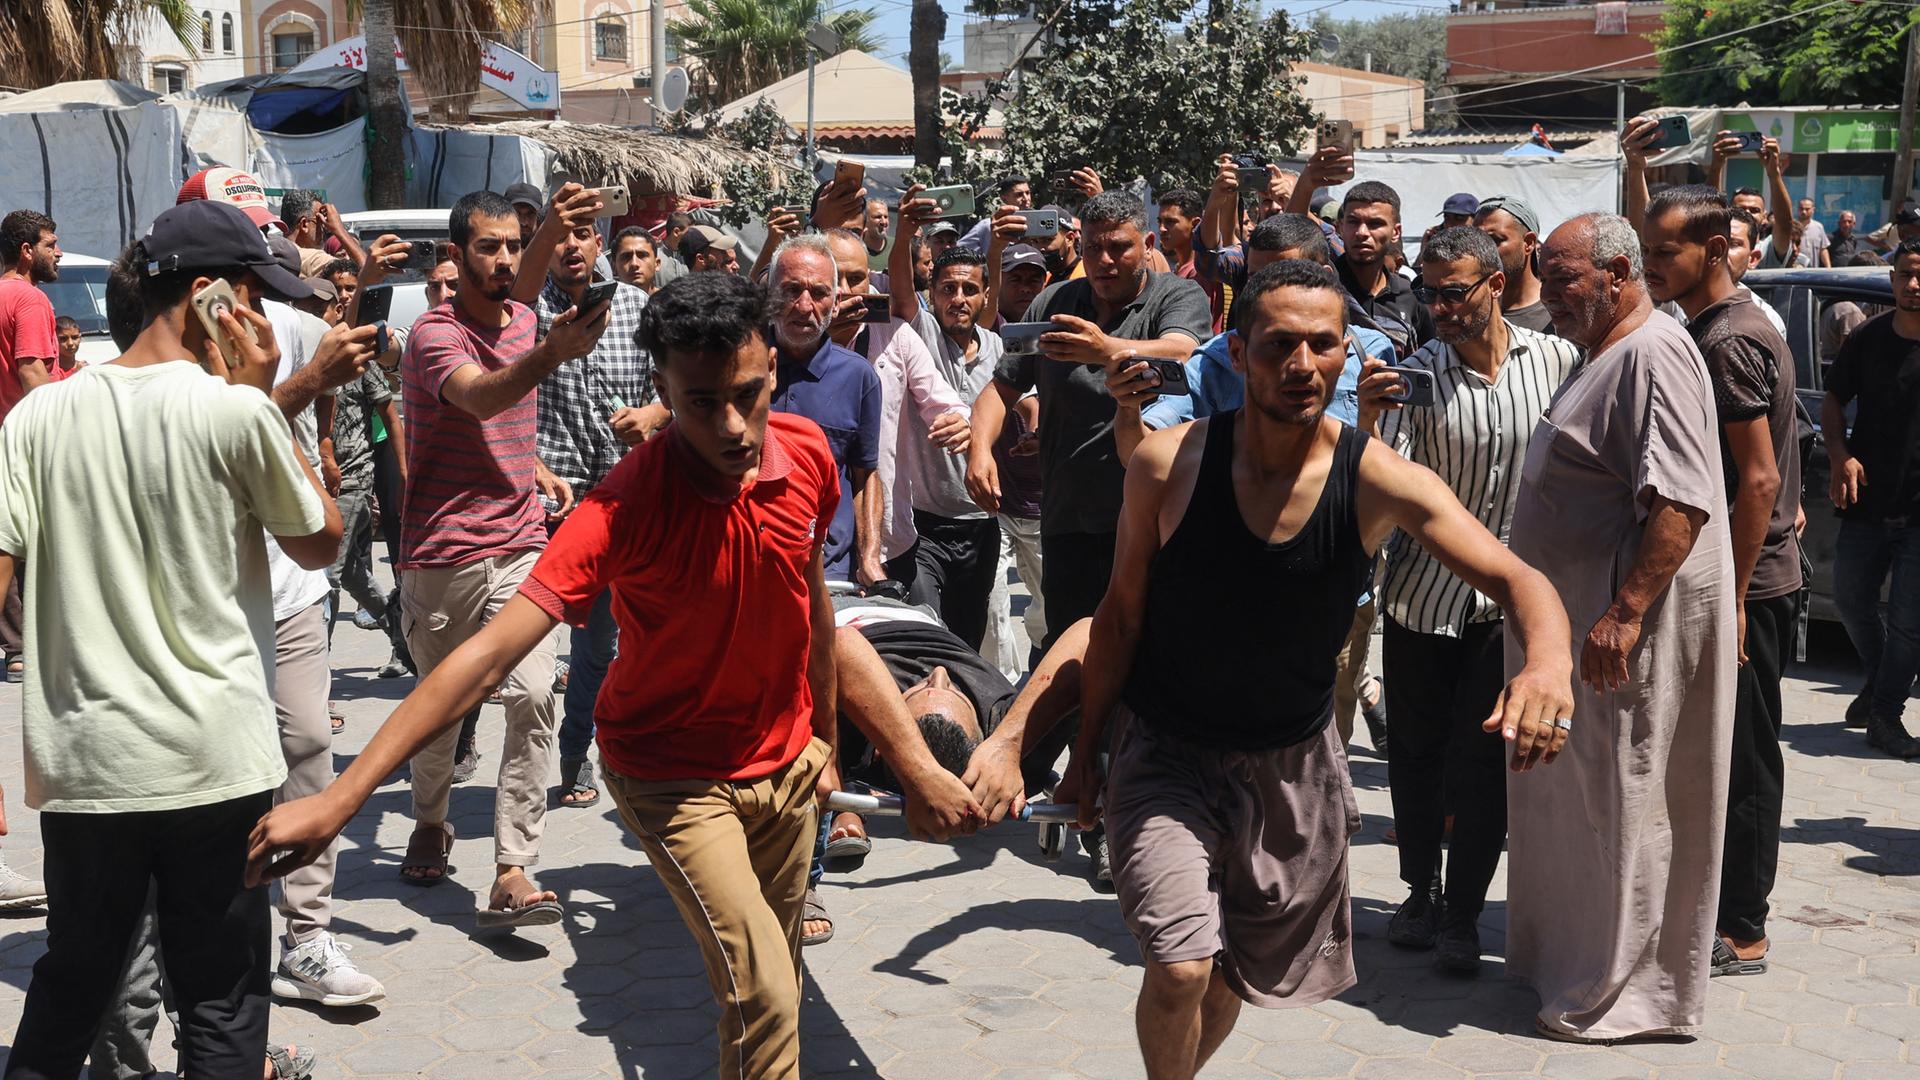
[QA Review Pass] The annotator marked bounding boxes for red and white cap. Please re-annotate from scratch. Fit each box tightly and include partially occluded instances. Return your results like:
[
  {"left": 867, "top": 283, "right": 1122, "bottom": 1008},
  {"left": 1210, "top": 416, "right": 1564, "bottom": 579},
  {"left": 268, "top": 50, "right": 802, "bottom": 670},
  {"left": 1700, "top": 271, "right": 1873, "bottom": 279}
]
[{"left": 176, "top": 167, "right": 286, "bottom": 232}]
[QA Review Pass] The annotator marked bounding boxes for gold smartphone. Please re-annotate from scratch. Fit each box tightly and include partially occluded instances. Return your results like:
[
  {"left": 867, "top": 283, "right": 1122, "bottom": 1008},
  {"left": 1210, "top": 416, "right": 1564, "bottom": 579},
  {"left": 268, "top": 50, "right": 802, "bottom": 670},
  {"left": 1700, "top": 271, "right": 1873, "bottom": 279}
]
[{"left": 190, "top": 278, "right": 251, "bottom": 371}]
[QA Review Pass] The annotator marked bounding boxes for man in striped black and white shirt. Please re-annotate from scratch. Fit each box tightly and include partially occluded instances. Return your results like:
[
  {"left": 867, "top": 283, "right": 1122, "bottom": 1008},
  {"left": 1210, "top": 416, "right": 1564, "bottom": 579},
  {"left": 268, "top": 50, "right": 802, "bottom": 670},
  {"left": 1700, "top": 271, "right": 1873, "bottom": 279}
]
[{"left": 1356, "top": 225, "right": 1582, "bottom": 974}]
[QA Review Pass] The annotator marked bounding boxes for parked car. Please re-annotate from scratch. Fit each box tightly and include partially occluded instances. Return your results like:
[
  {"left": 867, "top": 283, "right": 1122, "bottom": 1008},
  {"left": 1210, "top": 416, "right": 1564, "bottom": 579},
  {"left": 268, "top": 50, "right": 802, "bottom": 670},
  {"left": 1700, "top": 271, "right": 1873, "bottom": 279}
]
[
  {"left": 1743, "top": 265, "right": 1895, "bottom": 624},
  {"left": 339, "top": 209, "right": 448, "bottom": 331},
  {"left": 35, "top": 253, "right": 118, "bottom": 365}
]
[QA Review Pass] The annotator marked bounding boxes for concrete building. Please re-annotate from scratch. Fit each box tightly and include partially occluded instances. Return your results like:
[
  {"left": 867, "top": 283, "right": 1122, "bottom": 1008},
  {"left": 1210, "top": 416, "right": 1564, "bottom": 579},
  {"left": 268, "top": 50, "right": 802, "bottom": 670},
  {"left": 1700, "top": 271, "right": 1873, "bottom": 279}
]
[
  {"left": 1295, "top": 62, "right": 1425, "bottom": 148},
  {"left": 115, "top": 1, "right": 248, "bottom": 94},
  {"left": 1446, "top": 0, "right": 1665, "bottom": 123}
]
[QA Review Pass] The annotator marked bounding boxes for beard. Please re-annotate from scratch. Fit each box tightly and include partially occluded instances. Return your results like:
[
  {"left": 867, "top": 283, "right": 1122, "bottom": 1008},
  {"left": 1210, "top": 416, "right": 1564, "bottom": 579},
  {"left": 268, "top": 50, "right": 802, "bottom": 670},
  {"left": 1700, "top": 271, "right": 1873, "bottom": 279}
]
[
  {"left": 1435, "top": 299, "right": 1495, "bottom": 344},
  {"left": 462, "top": 252, "right": 513, "bottom": 302},
  {"left": 33, "top": 250, "right": 58, "bottom": 283}
]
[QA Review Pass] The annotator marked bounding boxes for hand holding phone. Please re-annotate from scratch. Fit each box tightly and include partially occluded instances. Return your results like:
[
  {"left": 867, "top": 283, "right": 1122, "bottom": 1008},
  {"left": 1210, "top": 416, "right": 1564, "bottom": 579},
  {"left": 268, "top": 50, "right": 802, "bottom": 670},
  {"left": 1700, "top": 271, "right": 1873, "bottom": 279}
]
[
  {"left": 1000, "top": 321, "right": 1052, "bottom": 355},
  {"left": 579, "top": 280, "right": 619, "bottom": 313},
  {"left": 593, "top": 185, "right": 630, "bottom": 218},
  {"left": 1317, "top": 120, "right": 1357, "bottom": 157},
  {"left": 922, "top": 185, "right": 978, "bottom": 219},
  {"left": 1382, "top": 365, "right": 1435, "bottom": 407}
]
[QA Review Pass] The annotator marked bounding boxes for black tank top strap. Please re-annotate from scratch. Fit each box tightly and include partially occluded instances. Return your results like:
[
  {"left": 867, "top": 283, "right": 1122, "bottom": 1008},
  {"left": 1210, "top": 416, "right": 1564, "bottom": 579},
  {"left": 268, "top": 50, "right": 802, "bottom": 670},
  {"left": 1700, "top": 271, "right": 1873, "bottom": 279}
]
[
  {"left": 1193, "top": 410, "right": 1240, "bottom": 530},
  {"left": 1328, "top": 422, "right": 1369, "bottom": 550}
]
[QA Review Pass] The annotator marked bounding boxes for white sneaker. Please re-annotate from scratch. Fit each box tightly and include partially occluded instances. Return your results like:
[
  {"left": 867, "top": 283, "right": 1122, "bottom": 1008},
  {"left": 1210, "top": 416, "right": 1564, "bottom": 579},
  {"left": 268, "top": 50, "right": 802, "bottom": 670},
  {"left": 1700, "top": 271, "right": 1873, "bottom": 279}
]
[
  {"left": 272, "top": 933, "right": 386, "bottom": 1006},
  {"left": 0, "top": 860, "right": 46, "bottom": 910}
]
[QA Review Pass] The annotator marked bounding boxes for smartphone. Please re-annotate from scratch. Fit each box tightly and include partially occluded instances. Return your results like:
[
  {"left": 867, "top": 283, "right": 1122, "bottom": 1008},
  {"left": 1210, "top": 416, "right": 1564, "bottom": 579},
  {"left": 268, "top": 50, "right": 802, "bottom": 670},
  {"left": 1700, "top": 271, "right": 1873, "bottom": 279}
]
[
  {"left": 771, "top": 203, "right": 810, "bottom": 222},
  {"left": 593, "top": 185, "right": 630, "bottom": 218},
  {"left": 355, "top": 283, "right": 393, "bottom": 328},
  {"left": 401, "top": 239, "right": 439, "bottom": 270},
  {"left": 861, "top": 295, "right": 892, "bottom": 324},
  {"left": 1144, "top": 358, "right": 1190, "bottom": 396},
  {"left": 1000, "top": 321, "right": 1052, "bottom": 355},
  {"left": 579, "top": 280, "right": 619, "bottom": 312},
  {"left": 922, "top": 185, "right": 978, "bottom": 219},
  {"left": 190, "top": 278, "right": 248, "bottom": 371},
  {"left": 833, "top": 159, "right": 866, "bottom": 191},
  {"left": 1633, "top": 114, "right": 1691, "bottom": 151},
  {"left": 1383, "top": 365, "right": 1435, "bottom": 407},
  {"left": 1233, "top": 154, "right": 1267, "bottom": 192},
  {"left": 1317, "top": 119, "right": 1357, "bottom": 156},
  {"left": 1047, "top": 170, "right": 1079, "bottom": 194},
  {"left": 1733, "top": 129, "right": 1767, "bottom": 153},
  {"left": 1023, "top": 208, "right": 1060, "bottom": 240}
]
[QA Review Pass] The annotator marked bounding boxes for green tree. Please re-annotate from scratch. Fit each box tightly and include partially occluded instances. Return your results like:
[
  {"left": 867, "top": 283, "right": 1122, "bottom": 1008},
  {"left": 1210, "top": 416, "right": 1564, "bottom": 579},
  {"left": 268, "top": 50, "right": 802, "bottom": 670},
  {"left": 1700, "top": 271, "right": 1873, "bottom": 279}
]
[
  {"left": 1654, "top": 0, "right": 1917, "bottom": 107},
  {"left": 2, "top": 0, "right": 198, "bottom": 88},
  {"left": 1307, "top": 10, "right": 1456, "bottom": 128},
  {"left": 669, "top": 0, "right": 882, "bottom": 109},
  {"left": 988, "top": 0, "right": 1319, "bottom": 193}
]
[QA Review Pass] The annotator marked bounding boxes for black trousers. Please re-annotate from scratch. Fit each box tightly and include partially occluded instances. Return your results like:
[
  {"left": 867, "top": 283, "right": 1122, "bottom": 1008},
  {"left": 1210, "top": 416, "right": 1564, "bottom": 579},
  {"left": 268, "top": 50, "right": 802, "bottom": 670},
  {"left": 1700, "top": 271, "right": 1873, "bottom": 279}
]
[
  {"left": 1383, "top": 617, "right": 1509, "bottom": 922},
  {"left": 1719, "top": 592, "right": 1795, "bottom": 943},
  {"left": 894, "top": 511, "right": 1001, "bottom": 650},
  {"left": 6, "top": 791, "right": 273, "bottom": 1080},
  {"left": 1039, "top": 530, "right": 1116, "bottom": 652}
]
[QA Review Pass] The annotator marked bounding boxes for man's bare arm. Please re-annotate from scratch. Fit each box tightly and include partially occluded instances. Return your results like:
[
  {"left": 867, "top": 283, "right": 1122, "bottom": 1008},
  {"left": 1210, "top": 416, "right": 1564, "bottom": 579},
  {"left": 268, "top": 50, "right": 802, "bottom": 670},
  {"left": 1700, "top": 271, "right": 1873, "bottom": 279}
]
[
  {"left": 1359, "top": 443, "right": 1575, "bottom": 767},
  {"left": 833, "top": 628, "right": 982, "bottom": 839},
  {"left": 851, "top": 466, "right": 885, "bottom": 586},
  {"left": 1724, "top": 416, "right": 1781, "bottom": 604},
  {"left": 962, "top": 617, "right": 1092, "bottom": 824},
  {"left": 440, "top": 303, "right": 609, "bottom": 421},
  {"left": 246, "top": 595, "right": 560, "bottom": 882}
]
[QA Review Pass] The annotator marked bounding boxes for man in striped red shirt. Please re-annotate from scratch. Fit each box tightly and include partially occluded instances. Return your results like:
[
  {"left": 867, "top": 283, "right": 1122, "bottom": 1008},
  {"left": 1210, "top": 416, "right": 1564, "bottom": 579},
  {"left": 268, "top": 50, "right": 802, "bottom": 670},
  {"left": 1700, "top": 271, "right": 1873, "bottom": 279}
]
[{"left": 395, "top": 189, "right": 610, "bottom": 928}]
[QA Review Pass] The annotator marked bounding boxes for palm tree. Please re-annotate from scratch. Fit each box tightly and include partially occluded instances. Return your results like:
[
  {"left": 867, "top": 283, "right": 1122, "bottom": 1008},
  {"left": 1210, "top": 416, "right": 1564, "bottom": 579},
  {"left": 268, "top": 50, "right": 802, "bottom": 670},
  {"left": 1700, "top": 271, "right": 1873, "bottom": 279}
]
[
  {"left": 349, "top": 0, "right": 540, "bottom": 123},
  {"left": 359, "top": 0, "right": 406, "bottom": 208},
  {"left": 0, "top": 0, "right": 197, "bottom": 89},
  {"left": 669, "top": 0, "right": 882, "bottom": 108}
]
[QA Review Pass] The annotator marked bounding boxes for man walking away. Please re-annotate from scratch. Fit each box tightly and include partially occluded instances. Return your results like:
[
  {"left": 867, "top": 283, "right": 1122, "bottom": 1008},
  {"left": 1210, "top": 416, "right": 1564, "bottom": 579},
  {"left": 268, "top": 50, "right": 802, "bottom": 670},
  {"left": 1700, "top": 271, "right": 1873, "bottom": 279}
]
[
  {"left": 1358, "top": 226, "right": 1581, "bottom": 974},
  {"left": 1073, "top": 260, "right": 1573, "bottom": 1080},
  {"left": 1639, "top": 185, "right": 1800, "bottom": 976},
  {"left": 1822, "top": 239, "right": 1920, "bottom": 759}
]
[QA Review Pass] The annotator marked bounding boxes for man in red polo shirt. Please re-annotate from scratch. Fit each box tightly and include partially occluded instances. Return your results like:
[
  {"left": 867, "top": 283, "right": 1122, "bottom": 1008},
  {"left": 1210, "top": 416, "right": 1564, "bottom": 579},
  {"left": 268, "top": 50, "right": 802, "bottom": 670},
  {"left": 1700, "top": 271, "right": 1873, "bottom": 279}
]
[{"left": 247, "top": 273, "right": 983, "bottom": 1076}]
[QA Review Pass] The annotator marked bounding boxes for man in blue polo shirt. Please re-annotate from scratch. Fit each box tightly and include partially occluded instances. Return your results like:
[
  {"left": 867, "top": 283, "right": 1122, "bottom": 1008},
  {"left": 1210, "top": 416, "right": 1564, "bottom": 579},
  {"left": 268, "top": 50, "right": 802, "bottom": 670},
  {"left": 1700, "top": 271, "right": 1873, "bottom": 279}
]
[
  {"left": 767, "top": 234, "right": 885, "bottom": 585},
  {"left": 1142, "top": 214, "right": 1393, "bottom": 433}
]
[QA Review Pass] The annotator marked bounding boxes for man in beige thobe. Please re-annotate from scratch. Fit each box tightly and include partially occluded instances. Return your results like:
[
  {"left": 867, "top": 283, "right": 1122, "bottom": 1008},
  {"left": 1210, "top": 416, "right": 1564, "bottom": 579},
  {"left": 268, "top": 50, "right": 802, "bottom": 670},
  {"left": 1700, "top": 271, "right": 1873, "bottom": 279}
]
[{"left": 1507, "top": 214, "right": 1736, "bottom": 1041}]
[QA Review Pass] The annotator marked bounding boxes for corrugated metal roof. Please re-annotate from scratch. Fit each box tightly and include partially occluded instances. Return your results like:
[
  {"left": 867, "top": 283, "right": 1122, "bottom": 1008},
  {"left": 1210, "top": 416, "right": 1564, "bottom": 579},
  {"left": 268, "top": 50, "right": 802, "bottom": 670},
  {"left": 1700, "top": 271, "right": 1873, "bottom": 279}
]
[{"left": 1385, "top": 128, "right": 1609, "bottom": 148}]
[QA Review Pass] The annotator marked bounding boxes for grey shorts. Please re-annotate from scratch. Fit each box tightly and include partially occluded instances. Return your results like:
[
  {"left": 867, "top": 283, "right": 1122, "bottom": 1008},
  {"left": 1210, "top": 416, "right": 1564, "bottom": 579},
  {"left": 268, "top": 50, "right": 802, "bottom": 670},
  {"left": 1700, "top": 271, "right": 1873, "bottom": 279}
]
[{"left": 1105, "top": 709, "right": 1361, "bottom": 1008}]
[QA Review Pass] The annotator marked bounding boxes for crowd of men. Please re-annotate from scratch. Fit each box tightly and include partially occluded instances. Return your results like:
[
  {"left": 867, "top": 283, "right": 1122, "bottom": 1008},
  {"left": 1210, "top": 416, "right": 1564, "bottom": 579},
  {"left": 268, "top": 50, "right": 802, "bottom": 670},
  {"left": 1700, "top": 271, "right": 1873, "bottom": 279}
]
[{"left": 0, "top": 115, "right": 1916, "bottom": 1079}]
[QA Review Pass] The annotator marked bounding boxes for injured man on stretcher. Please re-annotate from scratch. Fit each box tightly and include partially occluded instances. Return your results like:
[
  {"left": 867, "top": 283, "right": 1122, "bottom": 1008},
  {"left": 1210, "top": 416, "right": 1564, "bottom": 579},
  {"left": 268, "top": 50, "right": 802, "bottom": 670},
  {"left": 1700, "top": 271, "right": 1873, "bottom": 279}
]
[{"left": 825, "top": 594, "right": 1088, "bottom": 861}]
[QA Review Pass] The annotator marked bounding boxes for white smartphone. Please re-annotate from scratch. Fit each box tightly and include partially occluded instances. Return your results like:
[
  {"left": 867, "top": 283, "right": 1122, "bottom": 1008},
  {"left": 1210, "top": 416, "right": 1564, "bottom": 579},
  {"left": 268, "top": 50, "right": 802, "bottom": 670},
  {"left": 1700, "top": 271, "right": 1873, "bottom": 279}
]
[
  {"left": 594, "top": 185, "right": 631, "bottom": 218},
  {"left": 190, "top": 278, "right": 251, "bottom": 372}
]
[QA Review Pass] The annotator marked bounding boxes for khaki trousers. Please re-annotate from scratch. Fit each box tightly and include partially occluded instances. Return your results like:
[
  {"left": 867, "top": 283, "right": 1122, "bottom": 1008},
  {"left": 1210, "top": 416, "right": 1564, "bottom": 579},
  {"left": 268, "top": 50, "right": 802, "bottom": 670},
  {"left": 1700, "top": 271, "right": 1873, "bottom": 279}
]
[
  {"left": 401, "top": 549, "right": 556, "bottom": 867},
  {"left": 273, "top": 601, "right": 335, "bottom": 942},
  {"left": 603, "top": 737, "right": 829, "bottom": 1080},
  {"left": 1332, "top": 596, "right": 1378, "bottom": 745}
]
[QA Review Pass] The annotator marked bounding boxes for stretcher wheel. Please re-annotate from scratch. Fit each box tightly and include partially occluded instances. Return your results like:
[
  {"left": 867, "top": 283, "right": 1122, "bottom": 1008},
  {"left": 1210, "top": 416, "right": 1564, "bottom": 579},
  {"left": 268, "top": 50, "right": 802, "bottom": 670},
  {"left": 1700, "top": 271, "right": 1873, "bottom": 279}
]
[{"left": 1038, "top": 821, "right": 1067, "bottom": 862}]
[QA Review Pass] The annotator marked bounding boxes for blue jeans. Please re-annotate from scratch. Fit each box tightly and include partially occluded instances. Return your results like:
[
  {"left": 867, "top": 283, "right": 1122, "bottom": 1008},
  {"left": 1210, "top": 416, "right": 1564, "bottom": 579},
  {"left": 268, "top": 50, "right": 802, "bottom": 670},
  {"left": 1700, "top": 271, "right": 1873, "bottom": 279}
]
[
  {"left": 559, "top": 590, "right": 618, "bottom": 763},
  {"left": 1832, "top": 516, "right": 1920, "bottom": 722}
]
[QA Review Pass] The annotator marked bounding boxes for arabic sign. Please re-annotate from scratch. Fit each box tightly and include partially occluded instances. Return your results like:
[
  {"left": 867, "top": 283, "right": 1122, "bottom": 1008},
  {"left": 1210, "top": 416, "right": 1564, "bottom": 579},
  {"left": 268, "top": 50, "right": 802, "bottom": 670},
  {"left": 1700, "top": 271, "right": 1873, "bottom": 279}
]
[
  {"left": 1722, "top": 110, "right": 1901, "bottom": 154},
  {"left": 293, "top": 36, "right": 560, "bottom": 112}
]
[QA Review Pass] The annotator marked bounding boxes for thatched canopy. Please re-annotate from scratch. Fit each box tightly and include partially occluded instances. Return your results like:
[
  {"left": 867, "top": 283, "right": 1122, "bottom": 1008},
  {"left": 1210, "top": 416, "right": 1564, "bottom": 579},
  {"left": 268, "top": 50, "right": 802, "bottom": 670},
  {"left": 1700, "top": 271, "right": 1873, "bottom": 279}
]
[{"left": 424, "top": 120, "right": 789, "bottom": 197}]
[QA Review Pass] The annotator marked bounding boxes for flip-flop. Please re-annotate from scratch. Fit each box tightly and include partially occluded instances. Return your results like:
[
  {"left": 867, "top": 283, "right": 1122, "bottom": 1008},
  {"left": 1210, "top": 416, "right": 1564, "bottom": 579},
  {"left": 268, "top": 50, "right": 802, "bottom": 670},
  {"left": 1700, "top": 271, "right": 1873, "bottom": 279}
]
[
  {"left": 802, "top": 886, "right": 833, "bottom": 946},
  {"left": 822, "top": 814, "right": 871, "bottom": 871},
  {"left": 476, "top": 874, "right": 563, "bottom": 930},
  {"left": 1710, "top": 935, "right": 1769, "bottom": 976},
  {"left": 556, "top": 758, "right": 600, "bottom": 809},
  {"left": 399, "top": 821, "right": 454, "bottom": 886},
  {"left": 267, "top": 1043, "right": 316, "bottom": 1080}
]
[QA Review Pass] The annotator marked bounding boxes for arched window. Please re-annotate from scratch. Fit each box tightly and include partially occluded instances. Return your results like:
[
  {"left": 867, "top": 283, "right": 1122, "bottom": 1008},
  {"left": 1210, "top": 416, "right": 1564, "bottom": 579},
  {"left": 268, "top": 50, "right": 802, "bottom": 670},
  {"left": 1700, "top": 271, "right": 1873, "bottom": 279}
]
[
  {"left": 594, "top": 14, "right": 628, "bottom": 61},
  {"left": 222, "top": 13, "right": 235, "bottom": 54},
  {"left": 200, "top": 12, "right": 213, "bottom": 52}
]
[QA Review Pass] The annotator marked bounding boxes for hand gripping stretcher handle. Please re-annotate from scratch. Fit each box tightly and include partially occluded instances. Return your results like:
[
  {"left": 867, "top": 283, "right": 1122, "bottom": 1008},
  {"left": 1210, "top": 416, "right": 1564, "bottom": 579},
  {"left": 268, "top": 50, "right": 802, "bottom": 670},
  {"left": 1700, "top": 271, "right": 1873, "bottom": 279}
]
[{"left": 825, "top": 790, "right": 1081, "bottom": 823}]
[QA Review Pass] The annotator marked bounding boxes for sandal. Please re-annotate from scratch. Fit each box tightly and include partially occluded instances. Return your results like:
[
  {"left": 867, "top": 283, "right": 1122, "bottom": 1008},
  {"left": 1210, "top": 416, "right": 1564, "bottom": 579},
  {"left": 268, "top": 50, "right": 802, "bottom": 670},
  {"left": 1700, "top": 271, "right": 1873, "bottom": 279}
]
[
  {"left": 802, "top": 886, "right": 833, "bottom": 947},
  {"left": 475, "top": 871, "right": 563, "bottom": 930},
  {"left": 399, "top": 821, "right": 454, "bottom": 886},
  {"left": 329, "top": 701, "right": 345, "bottom": 736},
  {"left": 1710, "top": 935, "right": 1769, "bottom": 976},
  {"left": 556, "top": 757, "right": 599, "bottom": 809},
  {"left": 822, "top": 812, "right": 871, "bottom": 872},
  {"left": 268, "top": 1043, "right": 316, "bottom": 1079},
  {"left": 5, "top": 655, "right": 21, "bottom": 684}
]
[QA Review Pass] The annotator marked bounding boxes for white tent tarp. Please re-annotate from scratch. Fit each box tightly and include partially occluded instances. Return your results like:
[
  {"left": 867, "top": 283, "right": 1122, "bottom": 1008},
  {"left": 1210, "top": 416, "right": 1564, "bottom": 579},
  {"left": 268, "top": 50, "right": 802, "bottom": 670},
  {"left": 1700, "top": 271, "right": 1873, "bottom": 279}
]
[
  {"left": 1321, "top": 153, "right": 1623, "bottom": 239},
  {"left": 0, "top": 86, "right": 184, "bottom": 259}
]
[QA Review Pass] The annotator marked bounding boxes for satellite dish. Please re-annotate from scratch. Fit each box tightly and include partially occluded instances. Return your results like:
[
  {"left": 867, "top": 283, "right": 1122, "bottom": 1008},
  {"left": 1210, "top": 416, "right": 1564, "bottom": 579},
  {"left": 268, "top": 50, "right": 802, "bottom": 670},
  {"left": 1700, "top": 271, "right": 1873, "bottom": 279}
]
[
  {"left": 659, "top": 66, "right": 690, "bottom": 113},
  {"left": 1317, "top": 31, "right": 1341, "bottom": 59}
]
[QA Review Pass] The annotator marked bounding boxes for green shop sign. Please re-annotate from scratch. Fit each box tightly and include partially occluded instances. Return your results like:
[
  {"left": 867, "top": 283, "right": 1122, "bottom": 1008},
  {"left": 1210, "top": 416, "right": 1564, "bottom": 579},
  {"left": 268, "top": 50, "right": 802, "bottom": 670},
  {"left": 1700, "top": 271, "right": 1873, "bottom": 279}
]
[{"left": 1721, "top": 110, "right": 1901, "bottom": 154}]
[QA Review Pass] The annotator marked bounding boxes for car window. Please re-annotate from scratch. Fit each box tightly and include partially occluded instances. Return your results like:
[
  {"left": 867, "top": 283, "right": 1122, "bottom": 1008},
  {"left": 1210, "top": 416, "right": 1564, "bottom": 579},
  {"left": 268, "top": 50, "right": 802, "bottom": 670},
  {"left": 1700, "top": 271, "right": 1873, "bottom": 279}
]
[{"left": 36, "top": 266, "right": 111, "bottom": 335}]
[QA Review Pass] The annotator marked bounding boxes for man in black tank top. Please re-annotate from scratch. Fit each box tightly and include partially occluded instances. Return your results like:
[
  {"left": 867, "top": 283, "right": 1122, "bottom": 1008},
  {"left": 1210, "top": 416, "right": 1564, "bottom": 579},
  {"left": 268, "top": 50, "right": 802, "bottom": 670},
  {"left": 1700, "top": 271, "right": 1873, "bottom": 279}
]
[{"left": 1065, "top": 260, "right": 1577, "bottom": 1080}]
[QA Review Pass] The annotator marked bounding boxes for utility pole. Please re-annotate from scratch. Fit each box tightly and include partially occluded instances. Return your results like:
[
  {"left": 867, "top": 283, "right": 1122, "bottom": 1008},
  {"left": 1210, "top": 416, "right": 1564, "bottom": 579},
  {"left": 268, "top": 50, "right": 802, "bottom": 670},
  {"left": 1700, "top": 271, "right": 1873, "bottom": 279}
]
[
  {"left": 651, "top": 0, "right": 669, "bottom": 121},
  {"left": 1616, "top": 80, "right": 1626, "bottom": 213},
  {"left": 1892, "top": 14, "right": 1920, "bottom": 221}
]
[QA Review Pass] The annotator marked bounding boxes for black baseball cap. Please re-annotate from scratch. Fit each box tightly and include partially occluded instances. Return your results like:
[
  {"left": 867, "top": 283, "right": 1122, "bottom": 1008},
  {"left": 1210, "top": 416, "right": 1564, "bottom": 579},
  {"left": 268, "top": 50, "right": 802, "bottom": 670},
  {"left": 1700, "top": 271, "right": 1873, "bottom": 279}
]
[
  {"left": 141, "top": 200, "right": 312, "bottom": 301},
  {"left": 1440, "top": 193, "right": 1480, "bottom": 217},
  {"left": 1896, "top": 206, "right": 1920, "bottom": 227}
]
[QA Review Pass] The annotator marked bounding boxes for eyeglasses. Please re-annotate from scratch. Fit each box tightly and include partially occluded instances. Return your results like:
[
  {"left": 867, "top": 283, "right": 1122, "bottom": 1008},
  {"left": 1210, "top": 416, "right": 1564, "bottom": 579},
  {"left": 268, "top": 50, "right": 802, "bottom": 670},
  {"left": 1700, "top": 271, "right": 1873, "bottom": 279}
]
[{"left": 1413, "top": 271, "right": 1497, "bottom": 306}]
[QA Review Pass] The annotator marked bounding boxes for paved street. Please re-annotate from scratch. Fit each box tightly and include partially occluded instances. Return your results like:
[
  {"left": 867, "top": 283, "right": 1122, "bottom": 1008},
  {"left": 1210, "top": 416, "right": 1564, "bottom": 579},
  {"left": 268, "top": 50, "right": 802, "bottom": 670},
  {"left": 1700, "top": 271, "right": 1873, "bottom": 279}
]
[{"left": 0, "top": 592, "right": 1915, "bottom": 1077}]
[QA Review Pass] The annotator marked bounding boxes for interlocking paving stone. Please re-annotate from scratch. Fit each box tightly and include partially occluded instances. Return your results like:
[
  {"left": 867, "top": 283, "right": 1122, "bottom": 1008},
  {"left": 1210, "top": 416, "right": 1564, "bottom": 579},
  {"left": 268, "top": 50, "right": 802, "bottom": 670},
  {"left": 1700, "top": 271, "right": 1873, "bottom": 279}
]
[{"left": 0, "top": 598, "right": 1915, "bottom": 1077}]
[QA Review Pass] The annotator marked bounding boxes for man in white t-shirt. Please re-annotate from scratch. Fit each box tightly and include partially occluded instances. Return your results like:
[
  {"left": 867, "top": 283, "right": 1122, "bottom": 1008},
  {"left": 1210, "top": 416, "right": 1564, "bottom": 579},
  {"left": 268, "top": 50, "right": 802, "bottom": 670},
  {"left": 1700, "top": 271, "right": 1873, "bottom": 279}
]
[
  {"left": 185, "top": 182, "right": 388, "bottom": 1007},
  {"left": 0, "top": 200, "right": 348, "bottom": 1077}
]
